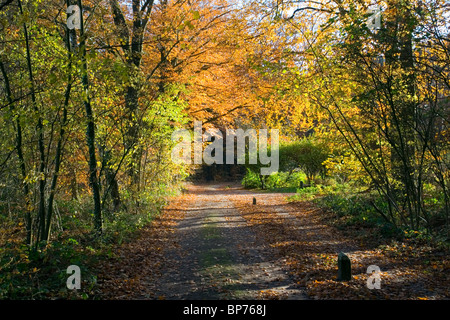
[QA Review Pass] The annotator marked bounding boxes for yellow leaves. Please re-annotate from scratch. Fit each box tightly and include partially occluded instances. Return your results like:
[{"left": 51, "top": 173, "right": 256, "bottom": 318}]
[{"left": 24, "top": 171, "right": 45, "bottom": 184}]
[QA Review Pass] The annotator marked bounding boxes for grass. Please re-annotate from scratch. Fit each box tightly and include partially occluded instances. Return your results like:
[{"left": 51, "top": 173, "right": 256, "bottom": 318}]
[
  {"left": 200, "top": 213, "right": 234, "bottom": 270},
  {"left": 199, "top": 212, "right": 248, "bottom": 298},
  {"left": 201, "top": 215, "right": 222, "bottom": 241}
]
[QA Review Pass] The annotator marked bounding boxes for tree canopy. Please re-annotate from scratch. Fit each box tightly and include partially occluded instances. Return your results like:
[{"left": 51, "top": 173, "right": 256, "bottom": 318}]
[{"left": 0, "top": 0, "right": 448, "bottom": 299}]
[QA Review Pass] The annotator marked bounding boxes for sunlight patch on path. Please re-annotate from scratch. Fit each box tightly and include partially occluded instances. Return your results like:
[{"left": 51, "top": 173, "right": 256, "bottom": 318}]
[{"left": 153, "top": 183, "right": 307, "bottom": 300}]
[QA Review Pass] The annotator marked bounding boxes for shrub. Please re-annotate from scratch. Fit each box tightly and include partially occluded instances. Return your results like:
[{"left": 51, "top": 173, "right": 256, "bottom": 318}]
[
  {"left": 242, "top": 168, "right": 309, "bottom": 191},
  {"left": 279, "top": 139, "right": 329, "bottom": 184},
  {"left": 242, "top": 168, "right": 262, "bottom": 189}
]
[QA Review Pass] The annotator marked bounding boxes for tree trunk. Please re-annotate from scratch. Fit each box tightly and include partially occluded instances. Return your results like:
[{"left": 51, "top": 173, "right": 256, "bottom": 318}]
[
  {"left": 18, "top": 0, "right": 48, "bottom": 245},
  {"left": 99, "top": 145, "right": 122, "bottom": 211},
  {"left": 44, "top": 10, "right": 74, "bottom": 240},
  {"left": 109, "top": 0, "right": 154, "bottom": 191},
  {"left": 389, "top": 0, "right": 420, "bottom": 229},
  {"left": 0, "top": 60, "right": 32, "bottom": 245},
  {"left": 78, "top": 0, "right": 102, "bottom": 235}
]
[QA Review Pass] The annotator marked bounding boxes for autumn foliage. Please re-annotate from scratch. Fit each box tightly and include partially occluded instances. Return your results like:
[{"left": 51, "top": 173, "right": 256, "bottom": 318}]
[{"left": 0, "top": 0, "right": 448, "bottom": 299}]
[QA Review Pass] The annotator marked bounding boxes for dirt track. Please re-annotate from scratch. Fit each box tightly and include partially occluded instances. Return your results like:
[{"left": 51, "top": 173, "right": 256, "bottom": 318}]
[
  {"left": 151, "top": 182, "right": 307, "bottom": 300},
  {"left": 97, "top": 182, "right": 449, "bottom": 300}
]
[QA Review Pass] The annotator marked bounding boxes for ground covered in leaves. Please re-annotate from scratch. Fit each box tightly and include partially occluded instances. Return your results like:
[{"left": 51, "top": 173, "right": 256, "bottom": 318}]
[
  {"left": 94, "top": 195, "right": 186, "bottom": 299},
  {"left": 231, "top": 191, "right": 450, "bottom": 300},
  {"left": 95, "top": 182, "right": 449, "bottom": 300}
]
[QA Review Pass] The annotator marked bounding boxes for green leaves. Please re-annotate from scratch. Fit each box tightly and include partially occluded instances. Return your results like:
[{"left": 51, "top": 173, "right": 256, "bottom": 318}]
[
  {"left": 279, "top": 139, "right": 329, "bottom": 184},
  {"left": 184, "top": 20, "right": 195, "bottom": 30},
  {"left": 192, "top": 10, "right": 201, "bottom": 20}
]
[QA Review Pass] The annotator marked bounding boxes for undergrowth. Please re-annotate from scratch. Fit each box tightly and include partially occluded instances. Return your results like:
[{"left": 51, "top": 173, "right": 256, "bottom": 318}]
[
  {"left": 287, "top": 182, "right": 449, "bottom": 248},
  {"left": 242, "top": 168, "right": 449, "bottom": 247},
  {"left": 0, "top": 186, "right": 181, "bottom": 300}
]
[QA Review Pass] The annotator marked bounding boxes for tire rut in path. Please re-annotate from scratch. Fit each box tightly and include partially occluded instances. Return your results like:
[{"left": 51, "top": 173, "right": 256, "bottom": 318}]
[{"left": 152, "top": 183, "right": 307, "bottom": 300}]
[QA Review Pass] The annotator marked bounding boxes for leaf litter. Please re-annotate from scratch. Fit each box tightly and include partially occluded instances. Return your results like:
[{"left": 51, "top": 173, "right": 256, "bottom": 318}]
[{"left": 95, "top": 183, "right": 449, "bottom": 300}]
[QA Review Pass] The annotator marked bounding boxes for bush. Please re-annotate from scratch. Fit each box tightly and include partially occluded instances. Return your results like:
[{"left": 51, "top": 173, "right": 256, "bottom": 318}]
[
  {"left": 293, "top": 185, "right": 324, "bottom": 201},
  {"left": 242, "top": 168, "right": 262, "bottom": 189},
  {"left": 316, "top": 191, "right": 396, "bottom": 232},
  {"left": 0, "top": 232, "right": 98, "bottom": 299},
  {"left": 322, "top": 152, "right": 368, "bottom": 184},
  {"left": 279, "top": 138, "right": 329, "bottom": 184},
  {"left": 286, "top": 171, "right": 308, "bottom": 188},
  {"left": 242, "top": 169, "right": 309, "bottom": 191}
]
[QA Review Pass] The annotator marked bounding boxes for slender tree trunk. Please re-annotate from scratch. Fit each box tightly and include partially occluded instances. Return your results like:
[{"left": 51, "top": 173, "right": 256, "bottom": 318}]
[
  {"left": 382, "top": 0, "right": 420, "bottom": 229},
  {"left": 109, "top": 0, "right": 154, "bottom": 192},
  {"left": 99, "top": 145, "right": 121, "bottom": 211},
  {"left": 18, "top": 0, "right": 47, "bottom": 245},
  {"left": 397, "top": 1, "right": 419, "bottom": 229},
  {"left": 0, "top": 60, "right": 32, "bottom": 245},
  {"left": 44, "top": 9, "right": 74, "bottom": 240},
  {"left": 78, "top": 0, "right": 102, "bottom": 235}
]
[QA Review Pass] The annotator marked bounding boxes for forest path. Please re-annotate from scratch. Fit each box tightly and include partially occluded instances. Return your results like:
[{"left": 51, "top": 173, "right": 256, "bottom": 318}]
[
  {"left": 98, "top": 182, "right": 449, "bottom": 300},
  {"left": 150, "top": 182, "right": 307, "bottom": 300}
]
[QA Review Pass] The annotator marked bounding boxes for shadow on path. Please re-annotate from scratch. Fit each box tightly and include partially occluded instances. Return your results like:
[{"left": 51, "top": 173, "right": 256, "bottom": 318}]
[{"left": 152, "top": 182, "right": 307, "bottom": 300}]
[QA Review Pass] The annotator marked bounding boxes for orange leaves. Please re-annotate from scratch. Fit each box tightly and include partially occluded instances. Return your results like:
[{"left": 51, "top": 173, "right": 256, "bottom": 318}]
[
  {"left": 258, "top": 289, "right": 287, "bottom": 300},
  {"left": 230, "top": 190, "right": 450, "bottom": 300},
  {"left": 95, "top": 184, "right": 449, "bottom": 300},
  {"left": 96, "top": 196, "right": 189, "bottom": 299},
  {"left": 136, "top": 0, "right": 257, "bottom": 127}
]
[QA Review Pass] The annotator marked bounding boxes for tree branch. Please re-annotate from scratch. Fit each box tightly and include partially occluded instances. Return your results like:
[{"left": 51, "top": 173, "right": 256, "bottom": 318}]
[
  {"left": 108, "top": 0, "right": 130, "bottom": 54},
  {"left": 0, "top": 0, "right": 14, "bottom": 11},
  {"left": 201, "top": 105, "right": 248, "bottom": 125},
  {"left": 285, "top": 6, "right": 336, "bottom": 20}
]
